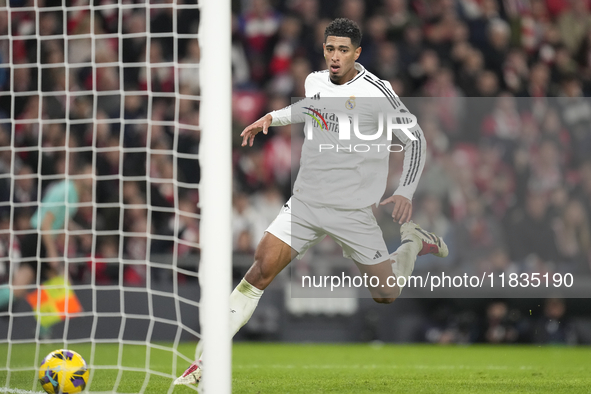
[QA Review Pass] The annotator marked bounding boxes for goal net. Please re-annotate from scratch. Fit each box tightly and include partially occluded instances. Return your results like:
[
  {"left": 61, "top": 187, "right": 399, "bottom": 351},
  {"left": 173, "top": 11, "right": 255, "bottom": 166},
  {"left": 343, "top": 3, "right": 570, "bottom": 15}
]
[{"left": 0, "top": 0, "right": 231, "bottom": 393}]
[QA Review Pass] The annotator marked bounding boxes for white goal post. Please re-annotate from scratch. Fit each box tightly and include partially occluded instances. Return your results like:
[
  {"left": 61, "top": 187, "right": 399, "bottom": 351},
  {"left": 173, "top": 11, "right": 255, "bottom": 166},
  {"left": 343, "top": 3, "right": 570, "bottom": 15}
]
[
  {"left": 0, "top": 0, "right": 232, "bottom": 392},
  {"left": 197, "top": 0, "right": 232, "bottom": 393}
]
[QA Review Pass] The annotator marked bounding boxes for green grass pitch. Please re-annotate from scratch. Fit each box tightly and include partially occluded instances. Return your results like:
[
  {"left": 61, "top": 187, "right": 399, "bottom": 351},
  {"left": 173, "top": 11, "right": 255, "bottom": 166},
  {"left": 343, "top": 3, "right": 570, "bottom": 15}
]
[{"left": 1, "top": 343, "right": 590, "bottom": 393}]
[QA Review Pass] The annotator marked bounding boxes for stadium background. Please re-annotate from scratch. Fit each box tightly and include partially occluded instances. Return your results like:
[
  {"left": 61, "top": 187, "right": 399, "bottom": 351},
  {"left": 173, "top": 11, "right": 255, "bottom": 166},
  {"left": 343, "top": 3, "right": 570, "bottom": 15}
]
[{"left": 1, "top": 0, "right": 591, "bottom": 345}]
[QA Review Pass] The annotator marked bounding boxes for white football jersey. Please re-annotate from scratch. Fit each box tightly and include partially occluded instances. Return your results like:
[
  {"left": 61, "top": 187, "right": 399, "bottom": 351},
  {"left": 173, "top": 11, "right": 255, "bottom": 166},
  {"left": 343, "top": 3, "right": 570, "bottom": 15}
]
[{"left": 269, "top": 63, "right": 426, "bottom": 209}]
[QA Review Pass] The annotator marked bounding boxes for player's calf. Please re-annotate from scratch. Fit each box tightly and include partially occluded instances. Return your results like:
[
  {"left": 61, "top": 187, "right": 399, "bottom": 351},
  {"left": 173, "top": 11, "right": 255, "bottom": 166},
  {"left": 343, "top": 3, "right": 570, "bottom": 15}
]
[
  {"left": 244, "top": 232, "right": 295, "bottom": 290},
  {"left": 354, "top": 258, "right": 400, "bottom": 304}
]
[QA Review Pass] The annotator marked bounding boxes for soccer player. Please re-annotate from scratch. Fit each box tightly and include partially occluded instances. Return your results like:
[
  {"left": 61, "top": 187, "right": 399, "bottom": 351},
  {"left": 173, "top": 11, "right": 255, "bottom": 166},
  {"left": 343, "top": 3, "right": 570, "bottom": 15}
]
[
  {"left": 175, "top": 18, "right": 448, "bottom": 385},
  {"left": 0, "top": 162, "right": 93, "bottom": 311}
]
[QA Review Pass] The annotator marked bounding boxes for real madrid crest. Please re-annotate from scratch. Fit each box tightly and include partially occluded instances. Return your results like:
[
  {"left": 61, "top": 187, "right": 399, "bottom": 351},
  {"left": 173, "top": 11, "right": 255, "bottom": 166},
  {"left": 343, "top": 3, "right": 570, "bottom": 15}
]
[{"left": 345, "top": 95, "right": 356, "bottom": 109}]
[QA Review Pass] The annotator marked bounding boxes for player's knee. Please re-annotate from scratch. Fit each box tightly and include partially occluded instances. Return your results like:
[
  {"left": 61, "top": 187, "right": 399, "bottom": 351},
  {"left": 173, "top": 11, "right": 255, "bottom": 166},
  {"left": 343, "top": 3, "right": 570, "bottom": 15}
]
[
  {"left": 370, "top": 287, "right": 398, "bottom": 304},
  {"left": 373, "top": 296, "right": 396, "bottom": 304}
]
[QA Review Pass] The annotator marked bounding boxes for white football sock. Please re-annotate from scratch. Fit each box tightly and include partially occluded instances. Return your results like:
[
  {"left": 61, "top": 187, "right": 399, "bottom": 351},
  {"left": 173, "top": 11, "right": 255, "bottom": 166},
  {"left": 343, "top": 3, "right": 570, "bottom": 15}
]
[
  {"left": 229, "top": 278, "right": 264, "bottom": 337},
  {"left": 196, "top": 278, "right": 263, "bottom": 364},
  {"left": 391, "top": 236, "right": 421, "bottom": 295}
]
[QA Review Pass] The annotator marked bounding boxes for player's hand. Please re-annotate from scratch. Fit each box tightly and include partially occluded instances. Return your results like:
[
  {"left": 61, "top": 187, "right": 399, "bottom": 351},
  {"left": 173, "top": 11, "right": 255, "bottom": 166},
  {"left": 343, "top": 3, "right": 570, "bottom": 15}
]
[
  {"left": 240, "top": 114, "right": 273, "bottom": 147},
  {"left": 380, "top": 195, "right": 412, "bottom": 224}
]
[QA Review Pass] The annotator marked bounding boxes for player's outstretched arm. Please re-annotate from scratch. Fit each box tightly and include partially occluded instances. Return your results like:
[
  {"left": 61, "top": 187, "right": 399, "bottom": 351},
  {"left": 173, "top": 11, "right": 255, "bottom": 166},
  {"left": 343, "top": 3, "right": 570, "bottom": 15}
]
[
  {"left": 240, "top": 113, "right": 273, "bottom": 147},
  {"left": 380, "top": 195, "right": 412, "bottom": 224}
]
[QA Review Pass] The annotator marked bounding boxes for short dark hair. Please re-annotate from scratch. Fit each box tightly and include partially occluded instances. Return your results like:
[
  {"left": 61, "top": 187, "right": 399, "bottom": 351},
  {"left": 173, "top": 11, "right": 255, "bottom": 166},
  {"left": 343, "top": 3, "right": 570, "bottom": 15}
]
[{"left": 324, "top": 18, "right": 362, "bottom": 47}]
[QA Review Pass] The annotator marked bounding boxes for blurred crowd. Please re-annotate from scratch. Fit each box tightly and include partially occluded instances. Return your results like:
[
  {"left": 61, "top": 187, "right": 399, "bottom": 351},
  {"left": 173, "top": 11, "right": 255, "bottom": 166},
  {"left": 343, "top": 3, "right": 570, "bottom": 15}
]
[
  {"left": 0, "top": 0, "right": 201, "bottom": 285},
  {"left": 0, "top": 0, "right": 590, "bottom": 291},
  {"left": 231, "top": 0, "right": 591, "bottom": 279}
]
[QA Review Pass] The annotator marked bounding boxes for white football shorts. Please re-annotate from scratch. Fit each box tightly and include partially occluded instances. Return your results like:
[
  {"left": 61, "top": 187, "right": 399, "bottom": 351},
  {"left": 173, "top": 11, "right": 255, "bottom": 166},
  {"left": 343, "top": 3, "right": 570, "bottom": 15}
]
[{"left": 266, "top": 196, "right": 390, "bottom": 265}]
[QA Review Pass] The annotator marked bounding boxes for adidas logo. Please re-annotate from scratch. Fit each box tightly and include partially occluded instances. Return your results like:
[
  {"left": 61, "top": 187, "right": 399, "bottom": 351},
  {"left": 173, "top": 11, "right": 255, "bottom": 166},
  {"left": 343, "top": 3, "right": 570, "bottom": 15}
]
[
  {"left": 416, "top": 227, "right": 441, "bottom": 246},
  {"left": 230, "top": 309, "right": 236, "bottom": 313},
  {"left": 312, "top": 92, "right": 321, "bottom": 100},
  {"left": 373, "top": 251, "right": 382, "bottom": 260}
]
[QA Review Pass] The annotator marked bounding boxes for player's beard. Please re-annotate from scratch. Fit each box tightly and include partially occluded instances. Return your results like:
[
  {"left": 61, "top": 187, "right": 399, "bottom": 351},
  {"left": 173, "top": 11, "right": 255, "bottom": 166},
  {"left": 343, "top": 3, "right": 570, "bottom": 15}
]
[
  {"left": 328, "top": 65, "right": 353, "bottom": 84},
  {"left": 329, "top": 65, "right": 345, "bottom": 83}
]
